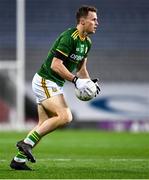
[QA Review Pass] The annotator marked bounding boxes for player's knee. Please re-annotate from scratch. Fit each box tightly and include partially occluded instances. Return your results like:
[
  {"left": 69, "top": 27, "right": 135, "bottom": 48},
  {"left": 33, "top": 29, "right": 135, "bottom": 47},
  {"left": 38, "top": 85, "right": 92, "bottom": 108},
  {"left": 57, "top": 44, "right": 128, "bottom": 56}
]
[
  {"left": 66, "top": 110, "right": 73, "bottom": 123},
  {"left": 59, "top": 109, "right": 72, "bottom": 125}
]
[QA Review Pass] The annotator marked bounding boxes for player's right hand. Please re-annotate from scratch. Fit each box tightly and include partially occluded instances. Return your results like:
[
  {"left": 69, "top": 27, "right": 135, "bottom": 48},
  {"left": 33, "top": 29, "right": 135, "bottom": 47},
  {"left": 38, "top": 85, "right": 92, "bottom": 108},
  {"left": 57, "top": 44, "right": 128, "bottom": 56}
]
[{"left": 72, "top": 76, "right": 90, "bottom": 89}]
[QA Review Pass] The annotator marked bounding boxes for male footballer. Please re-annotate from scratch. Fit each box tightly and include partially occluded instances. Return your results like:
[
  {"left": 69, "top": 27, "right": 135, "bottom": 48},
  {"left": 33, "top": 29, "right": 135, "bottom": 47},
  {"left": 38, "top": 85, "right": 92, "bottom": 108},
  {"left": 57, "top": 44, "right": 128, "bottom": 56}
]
[{"left": 10, "top": 5, "right": 100, "bottom": 170}]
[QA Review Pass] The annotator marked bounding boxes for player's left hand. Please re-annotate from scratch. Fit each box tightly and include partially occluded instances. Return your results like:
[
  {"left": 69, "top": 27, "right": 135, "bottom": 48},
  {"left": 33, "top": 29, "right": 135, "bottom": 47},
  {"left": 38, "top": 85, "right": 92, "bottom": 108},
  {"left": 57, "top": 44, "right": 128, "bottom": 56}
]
[{"left": 92, "top": 78, "right": 100, "bottom": 96}]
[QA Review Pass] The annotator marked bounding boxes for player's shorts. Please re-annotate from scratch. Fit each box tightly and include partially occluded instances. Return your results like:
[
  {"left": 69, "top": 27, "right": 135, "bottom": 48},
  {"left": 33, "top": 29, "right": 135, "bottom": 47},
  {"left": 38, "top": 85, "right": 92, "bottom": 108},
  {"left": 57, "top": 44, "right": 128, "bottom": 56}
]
[{"left": 32, "top": 73, "right": 64, "bottom": 104}]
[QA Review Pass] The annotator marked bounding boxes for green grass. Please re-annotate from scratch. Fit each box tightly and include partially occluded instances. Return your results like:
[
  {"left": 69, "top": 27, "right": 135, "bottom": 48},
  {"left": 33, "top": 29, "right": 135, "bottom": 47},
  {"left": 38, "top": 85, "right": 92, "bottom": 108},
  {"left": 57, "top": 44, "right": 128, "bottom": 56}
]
[{"left": 0, "top": 129, "right": 149, "bottom": 179}]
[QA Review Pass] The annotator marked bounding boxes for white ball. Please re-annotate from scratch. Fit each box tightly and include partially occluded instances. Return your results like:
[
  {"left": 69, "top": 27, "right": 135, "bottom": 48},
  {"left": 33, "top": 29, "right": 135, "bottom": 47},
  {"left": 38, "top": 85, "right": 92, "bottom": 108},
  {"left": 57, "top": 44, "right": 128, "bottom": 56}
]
[{"left": 75, "top": 80, "right": 97, "bottom": 101}]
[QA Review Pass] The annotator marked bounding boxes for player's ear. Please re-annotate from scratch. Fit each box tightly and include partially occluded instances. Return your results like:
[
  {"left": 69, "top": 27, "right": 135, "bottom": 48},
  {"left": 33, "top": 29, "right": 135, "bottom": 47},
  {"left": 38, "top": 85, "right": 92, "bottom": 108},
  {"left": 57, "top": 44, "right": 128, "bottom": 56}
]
[{"left": 80, "top": 17, "right": 85, "bottom": 25}]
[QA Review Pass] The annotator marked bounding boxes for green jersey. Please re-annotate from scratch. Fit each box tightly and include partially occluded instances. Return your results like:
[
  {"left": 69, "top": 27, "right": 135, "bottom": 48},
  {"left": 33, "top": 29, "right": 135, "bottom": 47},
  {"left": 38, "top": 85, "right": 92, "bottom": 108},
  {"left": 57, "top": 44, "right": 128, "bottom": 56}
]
[{"left": 38, "top": 27, "right": 92, "bottom": 86}]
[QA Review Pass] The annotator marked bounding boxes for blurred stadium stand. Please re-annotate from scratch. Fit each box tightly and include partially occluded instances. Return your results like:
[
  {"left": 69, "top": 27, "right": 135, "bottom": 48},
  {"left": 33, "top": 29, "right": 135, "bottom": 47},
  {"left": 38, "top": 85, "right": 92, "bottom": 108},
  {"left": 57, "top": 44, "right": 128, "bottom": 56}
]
[{"left": 0, "top": 0, "right": 149, "bottom": 82}]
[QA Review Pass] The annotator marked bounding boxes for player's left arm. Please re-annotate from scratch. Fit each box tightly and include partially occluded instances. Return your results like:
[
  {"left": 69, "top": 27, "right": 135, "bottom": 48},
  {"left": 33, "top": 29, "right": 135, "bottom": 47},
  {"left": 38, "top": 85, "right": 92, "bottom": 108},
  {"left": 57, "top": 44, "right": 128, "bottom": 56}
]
[
  {"left": 76, "top": 58, "right": 90, "bottom": 78},
  {"left": 76, "top": 58, "right": 100, "bottom": 95}
]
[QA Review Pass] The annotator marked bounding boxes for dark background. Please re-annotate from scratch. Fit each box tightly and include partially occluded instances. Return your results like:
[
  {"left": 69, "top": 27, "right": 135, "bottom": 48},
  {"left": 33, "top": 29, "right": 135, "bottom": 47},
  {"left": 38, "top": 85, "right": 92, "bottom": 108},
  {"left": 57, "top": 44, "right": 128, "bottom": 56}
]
[{"left": 0, "top": 0, "right": 148, "bottom": 83}]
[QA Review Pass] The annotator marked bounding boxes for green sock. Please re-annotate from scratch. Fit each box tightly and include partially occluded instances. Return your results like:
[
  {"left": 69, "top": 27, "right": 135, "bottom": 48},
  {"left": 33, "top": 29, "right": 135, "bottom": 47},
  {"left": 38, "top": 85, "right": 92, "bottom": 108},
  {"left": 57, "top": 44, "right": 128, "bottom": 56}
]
[
  {"left": 24, "top": 131, "right": 41, "bottom": 147},
  {"left": 14, "top": 150, "right": 27, "bottom": 162}
]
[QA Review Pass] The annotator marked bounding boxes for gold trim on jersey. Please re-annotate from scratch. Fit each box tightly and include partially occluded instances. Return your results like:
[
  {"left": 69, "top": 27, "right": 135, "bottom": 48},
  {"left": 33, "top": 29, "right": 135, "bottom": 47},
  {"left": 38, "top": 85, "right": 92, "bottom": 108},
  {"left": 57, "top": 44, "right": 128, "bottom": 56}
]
[
  {"left": 71, "top": 30, "right": 79, "bottom": 40},
  {"left": 71, "top": 30, "right": 78, "bottom": 37},
  {"left": 71, "top": 29, "right": 87, "bottom": 41},
  {"left": 79, "top": 35, "right": 85, "bottom": 41},
  {"left": 56, "top": 49, "right": 68, "bottom": 57},
  {"left": 41, "top": 78, "right": 51, "bottom": 98}
]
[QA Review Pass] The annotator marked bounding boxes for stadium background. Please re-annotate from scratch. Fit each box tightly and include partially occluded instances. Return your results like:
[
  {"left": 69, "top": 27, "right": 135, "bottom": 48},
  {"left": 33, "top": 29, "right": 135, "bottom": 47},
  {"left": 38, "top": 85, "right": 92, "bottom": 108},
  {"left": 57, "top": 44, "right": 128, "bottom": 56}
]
[{"left": 0, "top": 0, "right": 149, "bottom": 131}]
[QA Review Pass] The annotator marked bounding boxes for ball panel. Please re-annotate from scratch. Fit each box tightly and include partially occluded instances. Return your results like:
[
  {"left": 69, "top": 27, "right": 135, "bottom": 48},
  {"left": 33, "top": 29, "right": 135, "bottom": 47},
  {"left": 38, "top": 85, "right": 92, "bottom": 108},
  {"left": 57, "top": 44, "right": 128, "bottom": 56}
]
[{"left": 75, "top": 80, "right": 97, "bottom": 101}]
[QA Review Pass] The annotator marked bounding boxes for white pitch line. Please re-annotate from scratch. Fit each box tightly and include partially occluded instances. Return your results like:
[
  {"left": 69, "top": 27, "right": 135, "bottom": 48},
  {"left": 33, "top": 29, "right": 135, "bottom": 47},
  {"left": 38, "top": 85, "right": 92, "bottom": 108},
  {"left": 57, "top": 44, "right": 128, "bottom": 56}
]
[
  {"left": 110, "top": 158, "right": 149, "bottom": 162},
  {"left": 38, "top": 158, "right": 97, "bottom": 162},
  {"left": 38, "top": 158, "right": 149, "bottom": 162},
  {"left": 1, "top": 158, "right": 149, "bottom": 162},
  {"left": 39, "top": 158, "right": 72, "bottom": 162}
]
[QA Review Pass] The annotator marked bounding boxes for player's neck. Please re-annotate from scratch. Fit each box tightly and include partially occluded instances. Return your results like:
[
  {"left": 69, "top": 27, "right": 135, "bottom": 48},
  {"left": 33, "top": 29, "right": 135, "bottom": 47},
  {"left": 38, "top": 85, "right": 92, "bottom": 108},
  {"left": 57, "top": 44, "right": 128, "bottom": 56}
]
[{"left": 76, "top": 25, "right": 88, "bottom": 40}]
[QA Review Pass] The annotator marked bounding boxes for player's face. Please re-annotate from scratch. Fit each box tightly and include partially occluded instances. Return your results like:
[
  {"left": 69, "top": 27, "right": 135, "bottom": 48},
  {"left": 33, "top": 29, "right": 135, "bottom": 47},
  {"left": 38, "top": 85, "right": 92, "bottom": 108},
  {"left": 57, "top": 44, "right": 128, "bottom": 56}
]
[{"left": 84, "top": 11, "right": 98, "bottom": 34}]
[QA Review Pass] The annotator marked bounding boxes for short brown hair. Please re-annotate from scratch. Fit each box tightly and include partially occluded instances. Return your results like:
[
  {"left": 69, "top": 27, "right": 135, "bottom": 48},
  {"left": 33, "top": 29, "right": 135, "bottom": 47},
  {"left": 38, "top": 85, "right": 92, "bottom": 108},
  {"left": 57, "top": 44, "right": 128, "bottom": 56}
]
[{"left": 76, "top": 5, "right": 97, "bottom": 24}]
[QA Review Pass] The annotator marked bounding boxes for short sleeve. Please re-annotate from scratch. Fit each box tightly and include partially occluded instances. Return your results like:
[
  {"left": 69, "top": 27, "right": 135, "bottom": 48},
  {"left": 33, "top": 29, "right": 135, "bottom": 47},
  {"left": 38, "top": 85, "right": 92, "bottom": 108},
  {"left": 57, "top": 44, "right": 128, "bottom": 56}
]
[{"left": 56, "top": 34, "right": 73, "bottom": 57}]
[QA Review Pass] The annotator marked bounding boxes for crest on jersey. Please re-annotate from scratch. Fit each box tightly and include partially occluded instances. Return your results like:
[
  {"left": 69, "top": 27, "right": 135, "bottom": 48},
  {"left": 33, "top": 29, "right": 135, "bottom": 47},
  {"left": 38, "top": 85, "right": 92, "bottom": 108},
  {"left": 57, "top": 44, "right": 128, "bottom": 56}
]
[{"left": 80, "top": 44, "right": 84, "bottom": 53}]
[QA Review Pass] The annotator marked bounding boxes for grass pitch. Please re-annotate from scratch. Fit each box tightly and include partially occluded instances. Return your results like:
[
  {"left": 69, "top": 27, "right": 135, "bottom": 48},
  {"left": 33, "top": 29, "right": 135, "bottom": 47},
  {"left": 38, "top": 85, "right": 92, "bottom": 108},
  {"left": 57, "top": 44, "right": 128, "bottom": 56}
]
[{"left": 0, "top": 129, "right": 149, "bottom": 179}]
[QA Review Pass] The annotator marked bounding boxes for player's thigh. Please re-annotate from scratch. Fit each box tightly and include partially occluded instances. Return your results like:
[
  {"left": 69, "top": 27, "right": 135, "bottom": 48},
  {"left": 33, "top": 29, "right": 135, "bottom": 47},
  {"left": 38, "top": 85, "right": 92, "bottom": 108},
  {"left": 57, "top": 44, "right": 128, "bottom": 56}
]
[
  {"left": 41, "top": 94, "right": 72, "bottom": 121},
  {"left": 37, "top": 104, "right": 49, "bottom": 125},
  {"left": 37, "top": 100, "right": 61, "bottom": 125},
  {"left": 28, "top": 104, "right": 49, "bottom": 135}
]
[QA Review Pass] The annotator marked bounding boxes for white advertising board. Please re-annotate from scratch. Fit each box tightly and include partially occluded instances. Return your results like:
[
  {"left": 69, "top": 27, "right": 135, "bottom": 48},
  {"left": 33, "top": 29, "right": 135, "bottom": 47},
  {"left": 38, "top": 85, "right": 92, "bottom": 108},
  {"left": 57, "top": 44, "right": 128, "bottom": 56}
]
[{"left": 64, "top": 83, "right": 149, "bottom": 122}]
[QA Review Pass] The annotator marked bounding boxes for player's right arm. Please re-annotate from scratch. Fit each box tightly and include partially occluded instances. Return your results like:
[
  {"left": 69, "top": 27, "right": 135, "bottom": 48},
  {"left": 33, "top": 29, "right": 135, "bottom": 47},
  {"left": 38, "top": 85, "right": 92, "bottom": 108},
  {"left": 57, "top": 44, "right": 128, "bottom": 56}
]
[
  {"left": 51, "top": 57, "right": 75, "bottom": 82},
  {"left": 51, "top": 57, "right": 91, "bottom": 90},
  {"left": 51, "top": 57, "right": 89, "bottom": 89}
]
